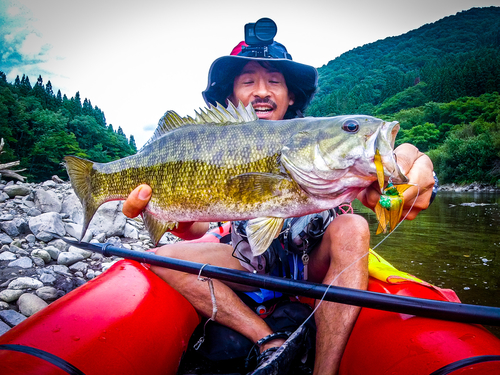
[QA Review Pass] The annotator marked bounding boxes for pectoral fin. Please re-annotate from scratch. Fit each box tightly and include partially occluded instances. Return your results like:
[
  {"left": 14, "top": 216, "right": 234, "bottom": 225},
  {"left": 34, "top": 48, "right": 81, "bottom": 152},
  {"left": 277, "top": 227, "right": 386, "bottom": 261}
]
[
  {"left": 142, "top": 211, "right": 178, "bottom": 245},
  {"left": 246, "top": 217, "right": 284, "bottom": 256}
]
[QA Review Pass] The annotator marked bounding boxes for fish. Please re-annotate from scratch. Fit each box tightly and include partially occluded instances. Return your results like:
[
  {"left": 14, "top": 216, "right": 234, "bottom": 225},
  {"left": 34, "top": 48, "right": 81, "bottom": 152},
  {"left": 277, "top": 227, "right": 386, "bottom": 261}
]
[{"left": 64, "top": 102, "right": 407, "bottom": 256}]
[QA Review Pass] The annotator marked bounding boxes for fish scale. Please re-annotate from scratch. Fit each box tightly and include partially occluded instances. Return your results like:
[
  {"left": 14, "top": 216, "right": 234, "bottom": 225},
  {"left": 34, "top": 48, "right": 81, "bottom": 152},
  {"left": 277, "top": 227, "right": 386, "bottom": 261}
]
[{"left": 65, "top": 102, "right": 407, "bottom": 255}]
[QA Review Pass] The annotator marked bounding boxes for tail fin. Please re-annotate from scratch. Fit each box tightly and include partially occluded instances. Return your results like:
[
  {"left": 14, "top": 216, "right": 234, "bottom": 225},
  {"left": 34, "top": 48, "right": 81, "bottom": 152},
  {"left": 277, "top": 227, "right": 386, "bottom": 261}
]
[{"left": 64, "top": 156, "right": 100, "bottom": 241}]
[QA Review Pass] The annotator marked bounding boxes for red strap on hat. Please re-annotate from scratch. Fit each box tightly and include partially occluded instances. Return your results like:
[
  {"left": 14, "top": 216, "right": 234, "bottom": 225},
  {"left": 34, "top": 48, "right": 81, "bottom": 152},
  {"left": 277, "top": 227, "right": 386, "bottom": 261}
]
[{"left": 230, "top": 41, "right": 248, "bottom": 56}]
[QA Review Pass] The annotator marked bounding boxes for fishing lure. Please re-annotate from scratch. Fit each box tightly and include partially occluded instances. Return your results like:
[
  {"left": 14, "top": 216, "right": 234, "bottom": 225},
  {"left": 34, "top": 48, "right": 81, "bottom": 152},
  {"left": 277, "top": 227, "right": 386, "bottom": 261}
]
[{"left": 373, "top": 150, "right": 412, "bottom": 235}]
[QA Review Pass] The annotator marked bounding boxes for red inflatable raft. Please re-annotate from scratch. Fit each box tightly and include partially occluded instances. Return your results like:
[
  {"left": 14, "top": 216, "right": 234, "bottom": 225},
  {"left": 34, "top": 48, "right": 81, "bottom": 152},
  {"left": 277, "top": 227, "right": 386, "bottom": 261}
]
[{"left": 1, "top": 225, "right": 500, "bottom": 374}]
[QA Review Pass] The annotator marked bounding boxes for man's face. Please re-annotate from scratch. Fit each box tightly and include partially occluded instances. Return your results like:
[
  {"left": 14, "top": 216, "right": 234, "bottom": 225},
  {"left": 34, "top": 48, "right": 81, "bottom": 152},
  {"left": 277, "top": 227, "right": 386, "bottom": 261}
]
[{"left": 228, "top": 61, "right": 294, "bottom": 121}]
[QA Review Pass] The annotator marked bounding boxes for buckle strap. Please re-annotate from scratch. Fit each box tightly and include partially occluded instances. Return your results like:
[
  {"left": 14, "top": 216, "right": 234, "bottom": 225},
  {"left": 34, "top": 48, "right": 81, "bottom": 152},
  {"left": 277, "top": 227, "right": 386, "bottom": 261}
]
[
  {"left": 255, "top": 331, "right": 291, "bottom": 347},
  {"left": 271, "top": 239, "right": 291, "bottom": 279}
]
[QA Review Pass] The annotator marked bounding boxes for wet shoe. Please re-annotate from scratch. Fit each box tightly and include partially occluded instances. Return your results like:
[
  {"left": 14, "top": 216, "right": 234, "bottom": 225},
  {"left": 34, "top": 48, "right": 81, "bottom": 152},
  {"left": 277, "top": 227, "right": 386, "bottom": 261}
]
[{"left": 249, "top": 326, "right": 307, "bottom": 375}]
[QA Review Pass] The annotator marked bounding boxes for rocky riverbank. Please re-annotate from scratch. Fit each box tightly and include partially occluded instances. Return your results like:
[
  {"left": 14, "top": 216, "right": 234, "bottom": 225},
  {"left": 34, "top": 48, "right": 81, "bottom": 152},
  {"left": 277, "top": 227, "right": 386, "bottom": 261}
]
[
  {"left": 438, "top": 182, "right": 500, "bottom": 192},
  {"left": 0, "top": 178, "right": 178, "bottom": 336}
]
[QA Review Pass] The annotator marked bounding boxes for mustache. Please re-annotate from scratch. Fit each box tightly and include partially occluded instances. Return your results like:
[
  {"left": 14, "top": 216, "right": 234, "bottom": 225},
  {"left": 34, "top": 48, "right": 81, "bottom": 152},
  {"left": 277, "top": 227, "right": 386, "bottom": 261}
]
[{"left": 251, "top": 98, "right": 277, "bottom": 110}]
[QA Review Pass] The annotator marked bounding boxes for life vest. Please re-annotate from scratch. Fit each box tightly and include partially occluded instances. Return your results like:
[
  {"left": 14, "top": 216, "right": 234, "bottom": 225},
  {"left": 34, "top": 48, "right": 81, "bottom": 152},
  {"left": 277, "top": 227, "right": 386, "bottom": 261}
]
[{"left": 231, "top": 209, "right": 336, "bottom": 281}]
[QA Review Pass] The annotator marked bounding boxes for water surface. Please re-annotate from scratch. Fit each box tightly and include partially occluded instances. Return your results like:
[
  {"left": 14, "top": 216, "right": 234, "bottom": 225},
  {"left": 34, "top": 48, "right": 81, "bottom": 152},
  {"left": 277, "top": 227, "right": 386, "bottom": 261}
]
[{"left": 354, "top": 191, "right": 500, "bottom": 337}]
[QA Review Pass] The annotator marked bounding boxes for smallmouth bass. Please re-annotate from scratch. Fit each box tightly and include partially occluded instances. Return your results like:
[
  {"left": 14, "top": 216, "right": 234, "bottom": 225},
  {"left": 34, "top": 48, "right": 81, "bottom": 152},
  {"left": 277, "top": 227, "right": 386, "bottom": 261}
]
[{"left": 65, "top": 102, "right": 407, "bottom": 255}]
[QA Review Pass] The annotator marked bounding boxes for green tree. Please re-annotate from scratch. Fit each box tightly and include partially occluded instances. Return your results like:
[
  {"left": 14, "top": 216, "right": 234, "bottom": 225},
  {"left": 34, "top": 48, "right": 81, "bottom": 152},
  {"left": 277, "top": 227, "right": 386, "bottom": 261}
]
[
  {"left": 129, "top": 135, "right": 137, "bottom": 153},
  {"left": 396, "top": 122, "right": 440, "bottom": 151},
  {"left": 376, "top": 83, "right": 429, "bottom": 115},
  {"left": 429, "top": 121, "right": 500, "bottom": 184},
  {"left": 29, "top": 131, "right": 85, "bottom": 181},
  {"left": 117, "top": 126, "right": 125, "bottom": 138},
  {"left": 68, "top": 115, "right": 104, "bottom": 151},
  {"left": 19, "top": 75, "right": 32, "bottom": 95}
]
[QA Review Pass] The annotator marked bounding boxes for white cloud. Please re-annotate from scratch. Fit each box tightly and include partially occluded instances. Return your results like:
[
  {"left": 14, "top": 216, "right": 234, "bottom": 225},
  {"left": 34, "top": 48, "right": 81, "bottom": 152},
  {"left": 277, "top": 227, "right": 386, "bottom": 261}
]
[
  {"left": 19, "top": 32, "right": 48, "bottom": 58},
  {"left": 6, "top": 6, "right": 21, "bottom": 17}
]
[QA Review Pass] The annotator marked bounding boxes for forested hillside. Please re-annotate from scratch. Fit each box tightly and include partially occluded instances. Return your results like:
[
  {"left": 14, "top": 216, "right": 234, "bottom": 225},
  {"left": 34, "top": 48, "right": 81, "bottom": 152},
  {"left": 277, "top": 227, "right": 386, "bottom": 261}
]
[
  {"left": 307, "top": 7, "right": 500, "bottom": 184},
  {"left": 0, "top": 73, "right": 137, "bottom": 182}
]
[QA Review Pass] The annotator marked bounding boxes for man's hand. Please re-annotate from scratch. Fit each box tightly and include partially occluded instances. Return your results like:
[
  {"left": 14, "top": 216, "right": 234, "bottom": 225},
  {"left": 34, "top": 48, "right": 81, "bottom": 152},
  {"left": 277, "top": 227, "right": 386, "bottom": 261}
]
[
  {"left": 358, "top": 143, "right": 435, "bottom": 221},
  {"left": 123, "top": 184, "right": 152, "bottom": 218},
  {"left": 122, "top": 184, "right": 209, "bottom": 240}
]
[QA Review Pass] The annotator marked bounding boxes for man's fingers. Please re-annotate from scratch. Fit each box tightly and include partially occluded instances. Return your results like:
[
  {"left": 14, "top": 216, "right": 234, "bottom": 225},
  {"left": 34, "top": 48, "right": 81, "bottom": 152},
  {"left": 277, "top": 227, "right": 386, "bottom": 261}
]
[{"left": 122, "top": 184, "right": 152, "bottom": 218}]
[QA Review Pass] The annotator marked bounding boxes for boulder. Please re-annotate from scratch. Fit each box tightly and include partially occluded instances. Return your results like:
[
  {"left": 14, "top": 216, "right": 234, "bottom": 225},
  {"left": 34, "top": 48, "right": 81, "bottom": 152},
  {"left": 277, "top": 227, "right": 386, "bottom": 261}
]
[
  {"left": 3, "top": 184, "right": 30, "bottom": 198},
  {"left": 31, "top": 249, "right": 52, "bottom": 264},
  {"left": 17, "top": 293, "right": 48, "bottom": 316},
  {"left": 0, "top": 289, "right": 24, "bottom": 303},
  {"left": 36, "top": 286, "right": 59, "bottom": 300},
  {"left": 8, "top": 256, "right": 33, "bottom": 269},
  {"left": 0, "top": 192, "right": 9, "bottom": 202},
  {"left": 0, "top": 218, "right": 29, "bottom": 237},
  {"left": 0, "top": 309, "right": 27, "bottom": 326},
  {"left": 61, "top": 193, "right": 83, "bottom": 225},
  {"left": 8, "top": 277, "right": 43, "bottom": 290},
  {"left": 57, "top": 252, "right": 85, "bottom": 266},
  {"left": 0, "top": 251, "right": 16, "bottom": 261},
  {"left": 28, "top": 212, "right": 66, "bottom": 242},
  {"left": 44, "top": 245, "right": 61, "bottom": 260},
  {"left": 88, "top": 201, "right": 126, "bottom": 238},
  {"left": 65, "top": 222, "right": 83, "bottom": 239},
  {"left": 34, "top": 188, "right": 62, "bottom": 213},
  {"left": 0, "top": 233, "right": 13, "bottom": 245}
]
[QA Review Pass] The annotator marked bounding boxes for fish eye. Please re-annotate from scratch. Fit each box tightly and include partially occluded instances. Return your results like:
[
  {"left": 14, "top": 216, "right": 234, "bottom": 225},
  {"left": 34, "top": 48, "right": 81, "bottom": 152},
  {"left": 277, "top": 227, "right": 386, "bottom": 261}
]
[{"left": 342, "top": 119, "right": 360, "bottom": 133}]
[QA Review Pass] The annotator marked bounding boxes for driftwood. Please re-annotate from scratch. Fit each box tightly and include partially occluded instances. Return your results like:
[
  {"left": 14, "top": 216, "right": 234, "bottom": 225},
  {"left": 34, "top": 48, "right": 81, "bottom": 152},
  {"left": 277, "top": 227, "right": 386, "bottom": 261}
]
[{"left": 0, "top": 138, "right": 26, "bottom": 181}]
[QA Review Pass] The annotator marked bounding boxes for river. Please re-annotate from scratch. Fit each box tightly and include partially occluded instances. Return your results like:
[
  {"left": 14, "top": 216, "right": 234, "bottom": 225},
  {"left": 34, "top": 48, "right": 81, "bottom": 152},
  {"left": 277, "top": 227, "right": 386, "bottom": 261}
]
[{"left": 353, "top": 191, "right": 500, "bottom": 337}]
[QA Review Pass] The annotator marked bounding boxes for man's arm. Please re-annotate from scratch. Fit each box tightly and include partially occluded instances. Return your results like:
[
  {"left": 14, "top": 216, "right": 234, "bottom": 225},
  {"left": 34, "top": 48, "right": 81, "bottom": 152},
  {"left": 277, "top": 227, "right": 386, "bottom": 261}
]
[
  {"left": 122, "top": 184, "right": 210, "bottom": 240},
  {"left": 357, "top": 143, "right": 435, "bottom": 220}
]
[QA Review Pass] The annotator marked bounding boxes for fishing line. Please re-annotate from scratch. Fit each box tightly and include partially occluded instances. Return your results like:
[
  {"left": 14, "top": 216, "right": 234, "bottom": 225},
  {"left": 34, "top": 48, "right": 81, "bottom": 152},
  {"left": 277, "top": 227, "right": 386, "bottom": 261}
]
[
  {"left": 294, "top": 183, "right": 421, "bottom": 332},
  {"left": 298, "top": 250, "right": 369, "bottom": 329}
]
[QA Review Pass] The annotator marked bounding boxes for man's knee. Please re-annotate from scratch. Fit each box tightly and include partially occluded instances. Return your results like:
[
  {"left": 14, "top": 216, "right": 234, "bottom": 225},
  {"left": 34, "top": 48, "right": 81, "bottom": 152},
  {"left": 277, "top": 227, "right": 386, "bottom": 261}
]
[
  {"left": 328, "top": 213, "right": 370, "bottom": 238},
  {"left": 155, "top": 243, "right": 180, "bottom": 258},
  {"left": 309, "top": 214, "right": 370, "bottom": 281},
  {"left": 322, "top": 214, "right": 370, "bottom": 258},
  {"left": 150, "top": 244, "right": 189, "bottom": 281}
]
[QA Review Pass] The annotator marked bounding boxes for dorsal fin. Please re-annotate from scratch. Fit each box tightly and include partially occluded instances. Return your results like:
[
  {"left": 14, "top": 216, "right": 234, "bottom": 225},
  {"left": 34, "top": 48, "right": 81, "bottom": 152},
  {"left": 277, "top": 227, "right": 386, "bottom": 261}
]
[
  {"left": 194, "top": 101, "right": 257, "bottom": 124},
  {"left": 141, "top": 101, "right": 258, "bottom": 150}
]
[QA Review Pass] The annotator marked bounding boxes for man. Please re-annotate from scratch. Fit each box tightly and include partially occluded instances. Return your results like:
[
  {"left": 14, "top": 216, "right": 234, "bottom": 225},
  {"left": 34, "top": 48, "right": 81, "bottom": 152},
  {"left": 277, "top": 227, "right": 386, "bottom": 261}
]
[{"left": 123, "top": 41, "right": 435, "bottom": 374}]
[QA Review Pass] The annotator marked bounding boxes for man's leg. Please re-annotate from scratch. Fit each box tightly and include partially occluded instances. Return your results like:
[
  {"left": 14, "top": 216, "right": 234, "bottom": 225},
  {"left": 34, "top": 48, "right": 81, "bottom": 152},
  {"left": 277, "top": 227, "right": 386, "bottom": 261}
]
[
  {"left": 308, "top": 214, "right": 370, "bottom": 375},
  {"left": 151, "top": 242, "right": 285, "bottom": 352}
]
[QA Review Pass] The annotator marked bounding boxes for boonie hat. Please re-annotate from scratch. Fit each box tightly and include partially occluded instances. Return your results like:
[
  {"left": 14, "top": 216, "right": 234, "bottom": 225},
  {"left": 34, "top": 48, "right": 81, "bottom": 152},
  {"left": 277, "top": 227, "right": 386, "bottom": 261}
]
[{"left": 202, "top": 41, "right": 318, "bottom": 119}]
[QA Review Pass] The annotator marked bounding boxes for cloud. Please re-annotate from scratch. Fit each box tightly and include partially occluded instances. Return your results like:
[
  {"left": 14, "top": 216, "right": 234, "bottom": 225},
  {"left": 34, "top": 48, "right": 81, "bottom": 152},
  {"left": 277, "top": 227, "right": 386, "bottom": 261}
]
[
  {"left": 0, "top": 1, "right": 51, "bottom": 74},
  {"left": 19, "top": 32, "right": 50, "bottom": 58}
]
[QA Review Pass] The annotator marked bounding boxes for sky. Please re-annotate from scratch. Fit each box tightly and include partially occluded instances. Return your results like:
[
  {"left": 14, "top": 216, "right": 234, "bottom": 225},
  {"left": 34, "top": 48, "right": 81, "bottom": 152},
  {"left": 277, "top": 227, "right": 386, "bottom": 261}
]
[{"left": 1, "top": 0, "right": 499, "bottom": 149}]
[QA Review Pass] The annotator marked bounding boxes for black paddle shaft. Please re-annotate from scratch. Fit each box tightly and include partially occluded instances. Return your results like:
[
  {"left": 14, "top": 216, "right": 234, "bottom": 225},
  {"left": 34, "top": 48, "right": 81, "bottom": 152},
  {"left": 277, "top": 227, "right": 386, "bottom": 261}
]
[{"left": 66, "top": 239, "right": 500, "bottom": 326}]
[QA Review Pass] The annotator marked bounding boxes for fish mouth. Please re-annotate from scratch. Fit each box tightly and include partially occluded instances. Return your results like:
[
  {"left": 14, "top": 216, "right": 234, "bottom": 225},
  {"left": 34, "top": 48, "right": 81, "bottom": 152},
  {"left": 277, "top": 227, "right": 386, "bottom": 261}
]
[{"left": 377, "top": 121, "right": 408, "bottom": 184}]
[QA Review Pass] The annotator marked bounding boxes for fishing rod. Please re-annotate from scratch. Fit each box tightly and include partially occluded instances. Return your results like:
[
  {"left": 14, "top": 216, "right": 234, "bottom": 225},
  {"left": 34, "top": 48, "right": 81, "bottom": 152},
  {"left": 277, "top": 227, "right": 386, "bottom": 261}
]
[{"left": 64, "top": 239, "right": 500, "bottom": 326}]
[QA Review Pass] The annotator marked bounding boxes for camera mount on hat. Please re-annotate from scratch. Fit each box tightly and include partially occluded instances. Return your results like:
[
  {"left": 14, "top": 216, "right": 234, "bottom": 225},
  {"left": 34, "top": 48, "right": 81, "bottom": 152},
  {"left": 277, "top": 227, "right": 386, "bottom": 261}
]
[
  {"left": 241, "top": 18, "right": 292, "bottom": 59},
  {"left": 244, "top": 18, "right": 277, "bottom": 45}
]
